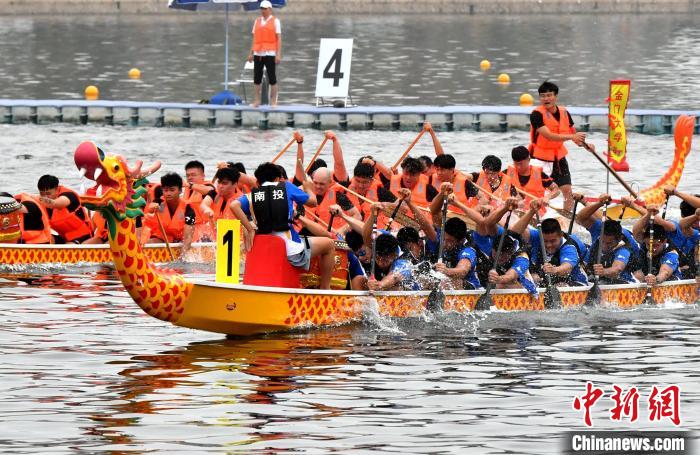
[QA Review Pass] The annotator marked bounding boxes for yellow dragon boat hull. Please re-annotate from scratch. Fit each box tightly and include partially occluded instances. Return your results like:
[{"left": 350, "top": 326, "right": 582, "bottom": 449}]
[
  {"left": 0, "top": 242, "right": 215, "bottom": 265},
  {"left": 172, "top": 280, "right": 699, "bottom": 337}
]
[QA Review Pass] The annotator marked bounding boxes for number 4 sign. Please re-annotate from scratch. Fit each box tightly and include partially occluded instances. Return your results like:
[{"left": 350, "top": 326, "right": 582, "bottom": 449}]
[{"left": 315, "top": 38, "right": 354, "bottom": 102}]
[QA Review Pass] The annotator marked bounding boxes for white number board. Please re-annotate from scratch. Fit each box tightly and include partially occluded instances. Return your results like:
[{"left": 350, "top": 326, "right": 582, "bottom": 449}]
[{"left": 315, "top": 38, "right": 354, "bottom": 98}]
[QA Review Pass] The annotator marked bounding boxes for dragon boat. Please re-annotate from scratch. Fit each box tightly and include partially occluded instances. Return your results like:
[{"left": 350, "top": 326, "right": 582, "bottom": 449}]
[
  {"left": 0, "top": 241, "right": 214, "bottom": 266},
  {"left": 73, "top": 115, "right": 698, "bottom": 337}
]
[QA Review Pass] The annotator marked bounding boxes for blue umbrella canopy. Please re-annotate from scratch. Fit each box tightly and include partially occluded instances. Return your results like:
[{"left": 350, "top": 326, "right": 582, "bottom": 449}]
[{"left": 168, "top": 0, "right": 287, "bottom": 102}]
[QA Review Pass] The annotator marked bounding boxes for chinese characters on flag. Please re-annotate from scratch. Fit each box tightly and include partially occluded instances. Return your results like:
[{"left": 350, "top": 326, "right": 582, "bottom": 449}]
[{"left": 608, "top": 80, "right": 631, "bottom": 172}]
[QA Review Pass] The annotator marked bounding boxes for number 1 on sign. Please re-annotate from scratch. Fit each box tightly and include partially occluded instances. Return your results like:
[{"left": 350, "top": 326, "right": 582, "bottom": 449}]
[
  {"left": 323, "top": 49, "right": 344, "bottom": 87},
  {"left": 216, "top": 219, "right": 240, "bottom": 284}
]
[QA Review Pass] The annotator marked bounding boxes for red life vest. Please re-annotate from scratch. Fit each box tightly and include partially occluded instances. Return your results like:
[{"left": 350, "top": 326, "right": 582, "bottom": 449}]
[
  {"left": 15, "top": 193, "right": 52, "bottom": 244},
  {"left": 144, "top": 199, "right": 188, "bottom": 243},
  {"left": 252, "top": 16, "right": 279, "bottom": 54},
  {"left": 529, "top": 105, "right": 574, "bottom": 162},
  {"left": 47, "top": 185, "right": 93, "bottom": 242}
]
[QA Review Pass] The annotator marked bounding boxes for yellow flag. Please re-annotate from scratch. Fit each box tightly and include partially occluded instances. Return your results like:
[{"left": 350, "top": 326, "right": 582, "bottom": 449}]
[{"left": 608, "top": 80, "right": 630, "bottom": 172}]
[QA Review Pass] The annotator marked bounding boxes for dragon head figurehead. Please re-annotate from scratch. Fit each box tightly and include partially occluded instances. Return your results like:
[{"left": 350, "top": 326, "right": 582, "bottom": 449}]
[{"left": 74, "top": 141, "right": 152, "bottom": 237}]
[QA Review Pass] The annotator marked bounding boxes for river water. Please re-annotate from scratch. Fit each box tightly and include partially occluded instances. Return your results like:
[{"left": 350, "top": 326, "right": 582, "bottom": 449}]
[
  {"left": 0, "top": 14, "right": 699, "bottom": 108},
  {"left": 1, "top": 12, "right": 699, "bottom": 454}
]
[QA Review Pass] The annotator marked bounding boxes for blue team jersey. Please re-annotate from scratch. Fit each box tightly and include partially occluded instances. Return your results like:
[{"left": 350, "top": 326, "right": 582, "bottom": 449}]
[
  {"left": 589, "top": 219, "right": 640, "bottom": 255},
  {"left": 528, "top": 227, "right": 588, "bottom": 266},
  {"left": 347, "top": 252, "right": 366, "bottom": 280},
  {"left": 239, "top": 181, "right": 309, "bottom": 243},
  {"left": 472, "top": 225, "right": 504, "bottom": 256},
  {"left": 511, "top": 253, "right": 538, "bottom": 295},
  {"left": 660, "top": 249, "right": 682, "bottom": 279},
  {"left": 668, "top": 221, "right": 700, "bottom": 256},
  {"left": 390, "top": 258, "right": 420, "bottom": 290},
  {"left": 426, "top": 231, "right": 481, "bottom": 289},
  {"left": 584, "top": 243, "right": 635, "bottom": 283}
]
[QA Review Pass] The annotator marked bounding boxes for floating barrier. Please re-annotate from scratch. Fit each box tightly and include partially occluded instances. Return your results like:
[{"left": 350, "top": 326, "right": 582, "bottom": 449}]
[{"left": 1, "top": 99, "right": 698, "bottom": 134}]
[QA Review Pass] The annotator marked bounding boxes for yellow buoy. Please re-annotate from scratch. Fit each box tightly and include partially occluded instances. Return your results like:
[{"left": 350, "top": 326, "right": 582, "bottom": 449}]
[
  {"left": 497, "top": 73, "right": 510, "bottom": 84},
  {"left": 519, "top": 93, "right": 534, "bottom": 106},
  {"left": 128, "top": 68, "right": 141, "bottom": 80},
  {"left": 479, "top": 59, "right": 491, "bottom": 71},
  {"left": 84, "top": 85, "right": 99, "bottom": 101}
]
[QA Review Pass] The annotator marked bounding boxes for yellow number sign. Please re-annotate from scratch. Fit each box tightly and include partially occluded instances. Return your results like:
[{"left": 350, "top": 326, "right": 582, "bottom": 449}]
[{"left": 216, "top": 219, "right": 240, "bottom": 284}]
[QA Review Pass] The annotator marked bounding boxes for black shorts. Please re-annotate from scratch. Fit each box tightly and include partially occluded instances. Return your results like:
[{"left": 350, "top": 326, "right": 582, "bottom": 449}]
[
  {"left": 253, "top": 55, "right": 277, "bottom": 85},
  {"left": 551, "top": 156, "right": 571, "bottom": 187}
]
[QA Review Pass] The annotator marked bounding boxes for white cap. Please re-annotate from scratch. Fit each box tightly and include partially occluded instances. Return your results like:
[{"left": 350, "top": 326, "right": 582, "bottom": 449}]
[{"left": 260, "top": 0, "right": 272, "bottom": 8}]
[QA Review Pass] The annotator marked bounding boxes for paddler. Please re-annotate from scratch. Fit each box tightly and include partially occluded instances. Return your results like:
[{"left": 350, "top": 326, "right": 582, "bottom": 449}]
[
  {"left": 486, "top": 234, "right": 538, "bottom": 293},
  {"left": 366, "top": 231, "right": 420, "bottom": 292},
  {"left": 575, "top": 193, "right": 641, "bottom": 283},
  {"left": 529, "top": 217, "right": 589, "bottom": 287},
  {"left": 36, "top": 175, "right": 93, "bottom": 244},
  {"left": 142, "top": 173, "right": 196, "bottom": 253},
  {"left": 183, "top": 160, "right": 216, "bottom": 242},
  {"left": 655, "top": 186, "right": 700, "bottom": 278},
  {"left": 428, "top": 216, "right": 482, "bottom": 290},
  {"left": 307, "top": 167, "right": 360, "bottom": 230},
  {"left": 632, "top": 214, "right": 682, "bottom": 285},
  {"left": 465, "top": 155, "right": 514, "bottom": 208},
  {"left": 12, "top": 192, "right": 52, "bottom": 244},
  {"left": 384, "top": 157, "right": 436, "bottom": 208},
  {"left": 230, "top": 162, "right": 337, "bottom": 290},
  {"left": 529, "top": 80, "right": 588, "bottom": 212},
  {"left": 428, "top": 154, "right": 471, "bottom": 210},
  {"left": 200, "top": 167, "right": 243, "bottom": 237},
  {"left": 506, "top": 145, "right": 559, "bottom": 213}
]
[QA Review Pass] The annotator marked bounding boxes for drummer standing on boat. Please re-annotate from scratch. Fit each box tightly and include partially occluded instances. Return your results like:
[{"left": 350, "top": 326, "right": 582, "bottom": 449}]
[
  {"left": 248, "top": 0, "right": 281, "bottom": 107},
  {"left": 529, "top": 81, "right": 587, "bottom": 212}
]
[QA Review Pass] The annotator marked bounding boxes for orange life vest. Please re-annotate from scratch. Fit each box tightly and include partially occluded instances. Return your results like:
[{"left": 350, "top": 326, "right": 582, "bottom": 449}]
[
  {"left": 311, "top": 188, "right": 347, "bottom": 230},
  {"left": 252, "top": 16, "right": 279, "bottom": 54},
  {"left": 430, "top": 173, "right": 470, "bottom": 207},
  {"left": 47, "top": 185, "right": 93, "bottom": 242},
  {"left": 15, "top": 193, "right": 52, "bottom": 244},
  {"left": 469, "top": 171, "right": 513, "bottom": 208},
  {"left": 184, "top": 182, "right": 212, "bottom": 229},
  {"left": 389, "top": 174, "right": 429, "bottom": 208},
  {"left": 346, "top": 180, "right": 383, "bottom": 222},
  {"left": 529, "top": 105, "right": 574, "bottom": 162},
  {"left": 506, "top": 165, "right": 548, "bottom": 215},
  {"left": 92, "top": 211, "right": 109, "bottom": 241},
  {"left": 144, "top": 199, "right": 188, "bottom": 243}
]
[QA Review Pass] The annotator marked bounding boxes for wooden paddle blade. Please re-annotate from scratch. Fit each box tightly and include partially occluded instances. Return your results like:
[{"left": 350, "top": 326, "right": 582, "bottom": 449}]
[
  {"left": 380, "top": 206, "right": 420, "bottom": 231},
  {"left": 544, "top": 285, "right": 562, "bottom": 309},
  {"left": 584, "top": 283, "right": 601, "bottom": 307},
  {"left": 605, "top": 204, "right": 643, "bottom": 220},
  {"left": 426, "top": 288, "right": 445, "bottom": 313}
]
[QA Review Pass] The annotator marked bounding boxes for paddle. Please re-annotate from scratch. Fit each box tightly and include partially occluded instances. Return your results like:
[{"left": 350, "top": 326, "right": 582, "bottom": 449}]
[
  {"left": 270, "top": 136, "right": 296, "bottom": 164},
  {"left": 533, "top": 212, "right": 563, "bottom": 310},
  {"left": 427, "top": 197, "right": 449, "bottom": 313},
  {"left": 643, "top": 216, "right": 656, "bottom": 305},
  {"left": 305, "top": 137, "right": 329, "bottom": 174},
  {"left": 661, "top": 193, "right": 671, "bottom": 219},
  {"left": 154, "top": 211, "right": 175, "bottom": 261},
  {"left": 327, "top": 213, "right": 336, "bottom": 232},
  {"left": 567, "top": 198, "right": 580, "bottom": 236},
  {"left": 585, "top": 201, "right": 608, "bottom": 306},
  {"left": 369, "top": 217, "right": 378, "bottom": 281},
  {"left": 474, "top": 210, "right": 514, "bottom": 311},
  {"left": 582, "top": 141, "right": 639, "bottom": 199},
  {"left": 384, "top": 198, "right": 405, "bottom": 231},
  {"left": 390, "top": 128, "right": 427, "bottom": 172}
]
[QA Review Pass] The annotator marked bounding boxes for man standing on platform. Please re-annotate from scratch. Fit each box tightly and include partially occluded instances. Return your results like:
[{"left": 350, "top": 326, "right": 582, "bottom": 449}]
[
  {"left": 529, "top": 80, "right": 587, "bottom": 212},
  {"left": 247, "top": 0, "right": 282, "bottom": 107}
]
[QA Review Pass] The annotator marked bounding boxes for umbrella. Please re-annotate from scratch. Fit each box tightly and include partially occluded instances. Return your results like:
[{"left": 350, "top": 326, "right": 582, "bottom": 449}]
[{"left": 168, "top": 0, "right": 287, "bottom": 104}]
